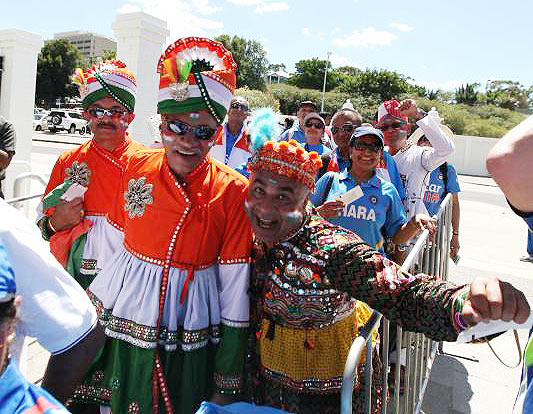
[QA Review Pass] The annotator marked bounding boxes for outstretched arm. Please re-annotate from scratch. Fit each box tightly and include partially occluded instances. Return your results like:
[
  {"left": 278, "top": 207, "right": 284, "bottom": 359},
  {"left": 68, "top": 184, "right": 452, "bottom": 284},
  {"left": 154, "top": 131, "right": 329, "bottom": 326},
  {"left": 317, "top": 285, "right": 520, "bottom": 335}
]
[{"left": 487, "top": 115, "right": 533, "bottom": 212}]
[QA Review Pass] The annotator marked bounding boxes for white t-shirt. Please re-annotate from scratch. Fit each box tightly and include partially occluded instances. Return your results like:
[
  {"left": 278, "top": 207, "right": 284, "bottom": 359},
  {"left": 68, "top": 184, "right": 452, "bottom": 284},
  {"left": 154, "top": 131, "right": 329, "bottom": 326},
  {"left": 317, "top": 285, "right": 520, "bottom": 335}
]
[
  {"left": 392, "top": 115, "right": 455, "bottom": 219},
  {"left": 0, "top": 199, "right": 97, "bottom": 363}
]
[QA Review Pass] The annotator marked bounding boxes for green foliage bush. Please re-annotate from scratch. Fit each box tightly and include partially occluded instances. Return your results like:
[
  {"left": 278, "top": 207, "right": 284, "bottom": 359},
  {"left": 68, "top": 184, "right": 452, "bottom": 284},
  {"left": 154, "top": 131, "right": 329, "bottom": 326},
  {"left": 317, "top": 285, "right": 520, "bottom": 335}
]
[{"left": 234, "top": 87, "right": 279, "bottom": 111}]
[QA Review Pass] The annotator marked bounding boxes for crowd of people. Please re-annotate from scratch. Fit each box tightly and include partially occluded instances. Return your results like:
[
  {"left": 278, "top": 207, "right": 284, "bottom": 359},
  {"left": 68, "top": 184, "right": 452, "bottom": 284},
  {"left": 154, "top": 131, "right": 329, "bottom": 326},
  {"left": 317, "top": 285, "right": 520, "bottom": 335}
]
[{"left": 0, "top": 36, "right": 531, "bottom": 414}]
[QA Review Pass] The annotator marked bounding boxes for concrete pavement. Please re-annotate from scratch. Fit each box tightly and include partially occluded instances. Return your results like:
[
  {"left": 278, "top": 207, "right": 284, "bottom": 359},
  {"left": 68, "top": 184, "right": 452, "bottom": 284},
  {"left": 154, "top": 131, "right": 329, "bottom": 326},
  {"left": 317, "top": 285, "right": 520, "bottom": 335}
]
[{"left": 422, "top": 175, "right": 533, "bottom": 414}]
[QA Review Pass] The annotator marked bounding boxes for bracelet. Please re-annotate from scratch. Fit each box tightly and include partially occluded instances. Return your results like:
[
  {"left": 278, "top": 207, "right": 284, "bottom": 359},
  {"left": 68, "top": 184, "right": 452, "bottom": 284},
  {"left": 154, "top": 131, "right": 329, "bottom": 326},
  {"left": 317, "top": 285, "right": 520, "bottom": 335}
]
[
  {"left": 47, "top": 217, "right": 58, "bottom": 234},
  {"left": 453, "top": 231, "right": 459, "bottom": 236}
]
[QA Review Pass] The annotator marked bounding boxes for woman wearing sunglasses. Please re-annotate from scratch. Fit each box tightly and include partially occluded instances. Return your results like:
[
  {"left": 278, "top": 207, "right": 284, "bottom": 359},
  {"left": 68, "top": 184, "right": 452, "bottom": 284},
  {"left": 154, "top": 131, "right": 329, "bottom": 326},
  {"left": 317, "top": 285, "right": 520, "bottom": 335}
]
[
  {"left": 301, "top": 112, "right": 332, "bottom": 155},
  {"left": 312, "top": 126, "right": 435, "bottom": 255},
  {"left": 72, "top": 38, "right": 253, "bottom": 414}
]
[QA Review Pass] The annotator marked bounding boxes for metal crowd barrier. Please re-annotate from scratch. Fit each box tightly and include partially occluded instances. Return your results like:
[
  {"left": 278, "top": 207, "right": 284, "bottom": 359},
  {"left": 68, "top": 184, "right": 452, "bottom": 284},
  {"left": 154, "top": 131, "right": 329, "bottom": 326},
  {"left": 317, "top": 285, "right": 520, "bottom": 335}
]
[{"left": 341, "top": 193, "right": 453, "bottom": 414}]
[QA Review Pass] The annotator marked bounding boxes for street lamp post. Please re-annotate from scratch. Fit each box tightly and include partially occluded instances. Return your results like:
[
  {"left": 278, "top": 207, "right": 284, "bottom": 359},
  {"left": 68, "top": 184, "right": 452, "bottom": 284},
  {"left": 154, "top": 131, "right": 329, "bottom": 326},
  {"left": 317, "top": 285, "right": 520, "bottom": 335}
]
[{"left": 321, "top": 52, "right": 331, "bottom": 113}]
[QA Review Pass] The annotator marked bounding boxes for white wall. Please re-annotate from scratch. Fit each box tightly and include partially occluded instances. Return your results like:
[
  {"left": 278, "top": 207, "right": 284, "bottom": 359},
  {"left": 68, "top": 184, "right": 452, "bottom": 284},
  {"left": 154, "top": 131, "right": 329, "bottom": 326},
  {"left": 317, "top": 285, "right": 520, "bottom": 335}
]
[{"left": 447, "top": 134, "right": 500, "bottom": 177}]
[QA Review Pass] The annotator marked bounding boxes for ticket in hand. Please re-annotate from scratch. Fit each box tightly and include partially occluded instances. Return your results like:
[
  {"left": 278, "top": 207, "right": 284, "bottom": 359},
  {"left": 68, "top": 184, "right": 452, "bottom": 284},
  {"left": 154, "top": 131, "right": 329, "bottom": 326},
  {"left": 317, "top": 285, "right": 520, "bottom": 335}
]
[
  {"left": 455, "top": 311, "right": 533, "bottom": 343},
  {"left": 337, "top": 185, "right": 364, "bottom": 205},
  {"left": 61, "top": 183, "right": 88, "bottom": 202}
]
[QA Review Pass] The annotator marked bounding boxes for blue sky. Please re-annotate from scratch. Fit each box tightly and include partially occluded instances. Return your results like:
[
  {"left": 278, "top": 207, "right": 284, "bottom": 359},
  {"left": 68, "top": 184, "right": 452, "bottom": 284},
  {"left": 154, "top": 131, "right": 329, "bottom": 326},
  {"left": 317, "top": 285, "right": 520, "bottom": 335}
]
[{"left": 5, "top": 0, "right": 532, "bottom": 92}]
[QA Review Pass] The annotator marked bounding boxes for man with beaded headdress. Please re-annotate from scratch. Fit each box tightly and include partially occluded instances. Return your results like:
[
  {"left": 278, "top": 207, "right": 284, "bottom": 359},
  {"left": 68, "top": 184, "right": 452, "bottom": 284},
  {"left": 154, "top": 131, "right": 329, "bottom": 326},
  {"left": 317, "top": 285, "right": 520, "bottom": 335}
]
[
  {"left": 243, "top": 109, "right": 529, "bottom": 413},
  {"left": 36, "top": 60, "right": 145, "bottom": 289},
  {"left": 71, "top": 37, "right": 252, "bottom": 414}
]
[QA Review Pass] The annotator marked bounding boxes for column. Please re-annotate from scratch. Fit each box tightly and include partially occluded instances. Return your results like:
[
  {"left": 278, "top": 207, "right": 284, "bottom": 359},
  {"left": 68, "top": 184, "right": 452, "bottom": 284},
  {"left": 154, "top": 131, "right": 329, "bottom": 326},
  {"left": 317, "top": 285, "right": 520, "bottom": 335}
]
[
  {"left": 0, "top": 29, "right": 43, "bottom": 164},
  {"left": 112, "top": 12, "right": 169, "bottom": 146}
]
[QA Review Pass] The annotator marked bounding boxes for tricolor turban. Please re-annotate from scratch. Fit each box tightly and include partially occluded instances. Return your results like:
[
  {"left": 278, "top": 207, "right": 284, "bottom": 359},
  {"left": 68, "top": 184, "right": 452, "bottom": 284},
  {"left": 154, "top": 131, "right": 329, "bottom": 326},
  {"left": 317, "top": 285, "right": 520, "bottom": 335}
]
[
  {"left": 72, "top": 60, "right": 137, "bottom": 112},
  {"left": 157, "top": 37, "right": 237, "bottom": 124}
]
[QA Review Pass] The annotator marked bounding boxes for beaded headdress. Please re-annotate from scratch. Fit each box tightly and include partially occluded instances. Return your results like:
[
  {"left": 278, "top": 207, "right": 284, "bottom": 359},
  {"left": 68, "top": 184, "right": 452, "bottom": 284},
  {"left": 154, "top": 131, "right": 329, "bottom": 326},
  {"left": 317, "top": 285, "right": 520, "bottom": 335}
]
[
  {"left": 72, "top": 60, "right": 137, "bottom": 112},
  {"left": 247, "top": 108, "right": 322, "bottom": 190},
  {"left": 157, "top": 37, "right": 237, "bottom": 124}
]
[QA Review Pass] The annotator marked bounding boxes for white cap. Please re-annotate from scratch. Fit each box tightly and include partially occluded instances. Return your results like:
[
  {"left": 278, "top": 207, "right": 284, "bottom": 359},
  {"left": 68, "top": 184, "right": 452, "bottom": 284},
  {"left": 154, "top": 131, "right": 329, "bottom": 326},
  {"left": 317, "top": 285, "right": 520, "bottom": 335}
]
[{"left": 341, "top": 99, "right": 355, "bottom": 111}]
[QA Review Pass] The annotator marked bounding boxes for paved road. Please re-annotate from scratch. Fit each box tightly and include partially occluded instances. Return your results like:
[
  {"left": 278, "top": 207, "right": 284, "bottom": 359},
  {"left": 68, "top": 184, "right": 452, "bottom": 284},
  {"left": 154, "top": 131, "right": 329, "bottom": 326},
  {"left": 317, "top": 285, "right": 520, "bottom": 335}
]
[{"left": 422, "top": 176, "right": 533, "bottom": 414}]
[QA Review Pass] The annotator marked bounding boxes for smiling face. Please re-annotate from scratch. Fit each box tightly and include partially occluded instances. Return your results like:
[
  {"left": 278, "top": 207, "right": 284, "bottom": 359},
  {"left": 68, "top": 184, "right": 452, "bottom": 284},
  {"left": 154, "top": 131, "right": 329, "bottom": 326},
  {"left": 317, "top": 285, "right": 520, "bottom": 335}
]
[
  {"left": 349, "top": 135, "right": 383, "bottom": 175},
  {"left": 246, "top": 170, "right": 309, "bottom": 247},
  {"left": 227, "top": 96, "right": 249, "bottom": 125},
  {"left": 83, "top": 97, "right": 134, "bottom": 146},
  {"left": 160, "top": 110, "right": 219, "bottom": 179},
  {"left": 378, "top": 114, "right": 410, "bottom": 149},
  {"left": 303, "top": 118, "right": 324, "bottom": 144},
  {"left": 331, "top": 111, "right": 362, "bottom": 151},
  {"left": 297, "top": 104, "right": 316, "bottom": 126}
]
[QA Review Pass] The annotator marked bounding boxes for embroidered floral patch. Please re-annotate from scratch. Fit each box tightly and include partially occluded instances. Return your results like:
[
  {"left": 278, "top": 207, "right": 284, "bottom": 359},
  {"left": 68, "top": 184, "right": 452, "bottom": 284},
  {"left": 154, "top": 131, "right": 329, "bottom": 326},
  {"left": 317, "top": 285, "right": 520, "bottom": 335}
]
[
  {"left": 124, "top": 177, "right": 154, "bottom": 218},
  {"left": 128, "top": 401, "right": 140, "bottom": 413},
  {"left": 66, "top": 161, "right": 91, "bottom": 186}
]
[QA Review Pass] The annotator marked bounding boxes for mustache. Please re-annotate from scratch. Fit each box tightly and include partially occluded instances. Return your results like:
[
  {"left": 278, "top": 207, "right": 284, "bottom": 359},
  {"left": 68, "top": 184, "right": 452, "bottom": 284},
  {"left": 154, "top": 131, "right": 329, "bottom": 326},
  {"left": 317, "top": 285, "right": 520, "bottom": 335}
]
[{"left": 96, "top": 122, "right": 116, "bottom": 129}]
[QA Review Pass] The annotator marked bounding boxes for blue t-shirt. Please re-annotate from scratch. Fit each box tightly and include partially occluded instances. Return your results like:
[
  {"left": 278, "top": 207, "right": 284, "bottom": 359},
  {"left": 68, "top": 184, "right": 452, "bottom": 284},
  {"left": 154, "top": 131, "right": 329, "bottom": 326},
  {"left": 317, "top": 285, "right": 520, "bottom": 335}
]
[
  {"left": 304, "top": 143, "right": 326, "bottom": 155},
  {"left": 423, "top": 164, "right": 461, "bottom": 217},
  {"left": 279, "top": 125, "right": 305, "bottom": 144},
  {"left": 0, "top": 359, "right": 70, "bottom": 413},
  {"left": 380, "top": 151, "right": 406, "bottom": 202},
  {"left": 511, "top": 206, "right": 533, "bottom": 414},
  {"left": 311, "top": 171, "right": 407, "bottom": 252}
]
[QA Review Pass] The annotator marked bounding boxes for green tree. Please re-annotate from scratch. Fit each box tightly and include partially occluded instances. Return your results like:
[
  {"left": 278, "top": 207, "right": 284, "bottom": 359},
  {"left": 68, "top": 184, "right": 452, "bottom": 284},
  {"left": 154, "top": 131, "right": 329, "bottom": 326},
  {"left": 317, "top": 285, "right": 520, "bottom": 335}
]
[
  {"left": 100, "top": 49, "right": 117, "bottom": 62},
  {"left": 215, "top": 34, "right": 269, "bottom": 91},
  {"left": 485, "top": 80, "right": 528, "bottom": 110},
  {"left": 268, "top": 63, "right": 286, "bottom": 72},
  {"left": 288, "top": 58, "right": 340, "bottom": 91},
  {"left": 335, "top": 66, "right": 361, "bottom": 77},
  {"left": 455, "top": 83, "right": 480, "bottom": 106},
  {"left": 337, "top": 69, "right": 420, "bottom": 102},
  {"left": 36, "top": 39, "right": 84, "bottom": 107}
]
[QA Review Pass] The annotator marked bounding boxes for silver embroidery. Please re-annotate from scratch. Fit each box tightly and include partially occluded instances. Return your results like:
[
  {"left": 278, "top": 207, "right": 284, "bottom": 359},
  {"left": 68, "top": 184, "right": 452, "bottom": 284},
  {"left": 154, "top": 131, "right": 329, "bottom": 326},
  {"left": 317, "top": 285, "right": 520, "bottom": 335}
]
[
  {"left": 124, "top": 177, "right": 154, "bottom": 218},
  {"left": 65, "top": 161, "right": 91, "bottom": 186}
]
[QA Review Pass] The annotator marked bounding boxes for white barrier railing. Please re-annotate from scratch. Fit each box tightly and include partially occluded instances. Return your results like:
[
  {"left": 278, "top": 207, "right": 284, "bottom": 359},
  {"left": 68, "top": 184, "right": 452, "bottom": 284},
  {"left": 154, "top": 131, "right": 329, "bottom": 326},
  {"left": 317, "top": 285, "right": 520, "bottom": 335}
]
[{"left": 341, "top": 193, "right": 453, "bottom": 414}]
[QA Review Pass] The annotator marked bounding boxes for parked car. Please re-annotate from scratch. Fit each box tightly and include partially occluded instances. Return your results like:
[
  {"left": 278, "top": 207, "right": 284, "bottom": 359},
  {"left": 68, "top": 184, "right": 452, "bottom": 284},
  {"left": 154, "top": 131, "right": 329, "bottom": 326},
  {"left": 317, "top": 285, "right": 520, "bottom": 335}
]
[
  {"left": 46, "top": 110, "right": 88, "bottom": 135},
  {"left": 33, "top": 113, "right": 48, "bottom": 131}
]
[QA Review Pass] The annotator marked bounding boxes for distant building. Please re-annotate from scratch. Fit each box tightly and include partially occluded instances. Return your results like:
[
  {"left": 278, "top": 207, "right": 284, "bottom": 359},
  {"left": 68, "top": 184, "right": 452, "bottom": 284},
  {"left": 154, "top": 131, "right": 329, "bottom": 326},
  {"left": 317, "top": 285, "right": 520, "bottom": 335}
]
[
  {"left": 53, "top": 31, "right": 116, "bottom": 64},
  {"left": 266, "top": 69, "right": 290, "bottom": 84}
]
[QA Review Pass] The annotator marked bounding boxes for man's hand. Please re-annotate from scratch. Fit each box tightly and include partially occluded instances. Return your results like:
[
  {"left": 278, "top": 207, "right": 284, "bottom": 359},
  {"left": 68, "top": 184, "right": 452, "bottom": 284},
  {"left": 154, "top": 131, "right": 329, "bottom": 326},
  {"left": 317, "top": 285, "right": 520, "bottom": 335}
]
[
  {"left": 316, "top": 200, "right": 345, "bottom": 219},
  {"left": 412, "top": 213, "right": 437, "bottom": 235},
  {"left": 49, "top": 197, "right": 84, "bottom": 232},
  {"left": 398, "top": 99, "right": 418, "bottom": 118},
  {"left": 210, "top": 392, "right": 236, "bottom": 406},
  {"left": 450, "top": 234, "right": 460, "bottom": 259},
  {"left": 461, "top": 277, "right": 530, "bottom": 326}
]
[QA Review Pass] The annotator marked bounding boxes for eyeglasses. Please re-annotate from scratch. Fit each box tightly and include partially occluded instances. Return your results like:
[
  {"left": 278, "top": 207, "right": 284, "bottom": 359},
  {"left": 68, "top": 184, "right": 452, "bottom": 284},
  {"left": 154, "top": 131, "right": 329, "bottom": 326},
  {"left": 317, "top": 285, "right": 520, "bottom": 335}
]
[
  {"left": 379, "top": 122, "right": 405, "bottom": 131},
  {"left": 331, "top": 123, "right": 356, "bottom": 135},
  {"left": 166, "top": 119, "right": 216, "bottom": 141},
  {"left": 351, "top": 141, "right": 383, "bottom": 153},
  {"left": 88, "top": 107, "right": 128, "bottom": 118},
  {"left": 305, "top": 121, "right": 324, "bottom": 129},
  {"left": 230, "top": 102, "right": 249, "bottom": 111}
]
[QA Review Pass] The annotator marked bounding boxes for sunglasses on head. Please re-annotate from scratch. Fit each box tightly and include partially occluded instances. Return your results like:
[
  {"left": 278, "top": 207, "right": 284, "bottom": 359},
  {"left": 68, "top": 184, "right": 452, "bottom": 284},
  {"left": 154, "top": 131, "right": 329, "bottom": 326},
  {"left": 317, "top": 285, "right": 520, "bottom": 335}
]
[
  {"left": 166, "top": 120, "right": 216, "bottom": 141},
  {"left": 379, "top": 122, "right": 406, "bottom": 131},
  {"left": 230, "top": 102, "right": 248, "bottom": 111},
  {"left": 331, "top": 123, "right": 356, "bottom": 135},
  {"left": 305, "top": 121, "right": 324, "bottom": 129},
  {"left": 351, "top": 141, "right": 383, "bottom": 153},
  {"left": 88, "top": 107, "right": 128, "bottom": 119}
]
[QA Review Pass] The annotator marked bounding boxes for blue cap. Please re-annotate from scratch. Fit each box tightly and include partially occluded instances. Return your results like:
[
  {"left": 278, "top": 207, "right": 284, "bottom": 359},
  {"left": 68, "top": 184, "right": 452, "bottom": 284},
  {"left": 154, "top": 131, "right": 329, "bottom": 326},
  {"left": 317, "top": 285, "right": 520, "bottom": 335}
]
[
  {"left": 350, "top": 126, "right": 384, "bottom": 146},
  {"left": 0, "top": 240, "right": 16, "bottom": 303}
]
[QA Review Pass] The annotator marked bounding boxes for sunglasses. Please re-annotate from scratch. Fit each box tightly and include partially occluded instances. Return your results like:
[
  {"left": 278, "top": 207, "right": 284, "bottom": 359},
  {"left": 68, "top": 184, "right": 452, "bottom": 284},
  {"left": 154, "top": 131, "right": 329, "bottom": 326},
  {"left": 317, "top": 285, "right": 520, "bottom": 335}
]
[
  {"left": 379, "top": 122, "right": 406, "bottom": 131},
  {"left": 230, "top": 102, "right": 249, "bottom": 111},
  {"left": 331, "top": 124, "right": 356, "bottom": 135},
  {"left": 166, "top": 120, "right": 216, "bottom": 141},
  {"left": 305, "top": 121, "right": 324, "bottom": 129},
  {"left": 351, "top": 141, "right": 383, "bottom": 153},
  {"left": 88, "top": 107, "right": 128, "bottom": 119}
]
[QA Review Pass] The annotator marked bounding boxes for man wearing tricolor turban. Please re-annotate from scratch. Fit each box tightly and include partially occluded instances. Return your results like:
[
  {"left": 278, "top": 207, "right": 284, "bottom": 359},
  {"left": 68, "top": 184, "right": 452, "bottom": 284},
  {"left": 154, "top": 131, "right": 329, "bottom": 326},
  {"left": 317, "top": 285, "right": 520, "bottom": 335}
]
[
  {"left": 73, "top": 38, "right": 252, "bottom": 414},
  {"left": 37, "top": 60, "right": 145, "bottom": 289}
]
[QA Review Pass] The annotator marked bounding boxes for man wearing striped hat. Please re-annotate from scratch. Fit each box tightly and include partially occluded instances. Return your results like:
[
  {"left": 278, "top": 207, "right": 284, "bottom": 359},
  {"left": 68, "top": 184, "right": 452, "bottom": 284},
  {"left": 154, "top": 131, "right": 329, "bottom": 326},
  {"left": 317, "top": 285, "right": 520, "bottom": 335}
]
[
  {"left": 72, "top": 38, "right": 252, "bottom": 414},
  {"left": 36, "top": 60, "right": 145, "bottom": 289}
]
